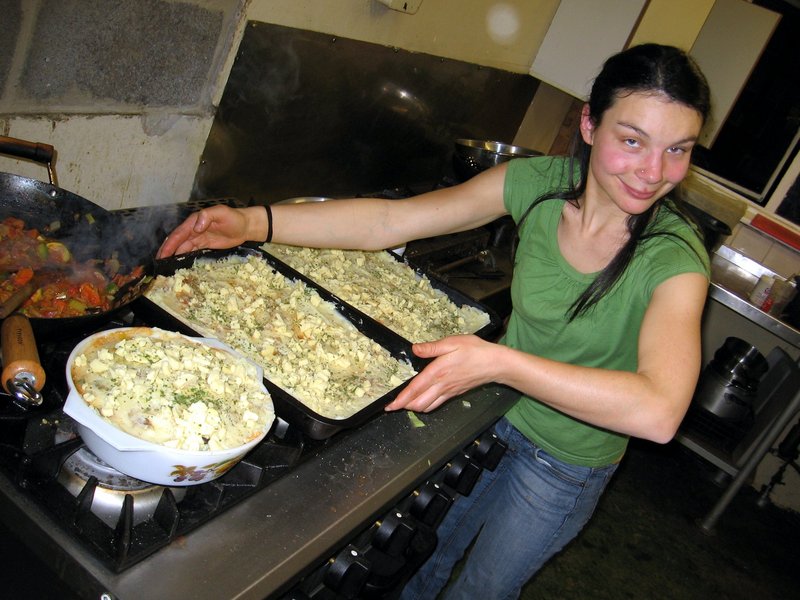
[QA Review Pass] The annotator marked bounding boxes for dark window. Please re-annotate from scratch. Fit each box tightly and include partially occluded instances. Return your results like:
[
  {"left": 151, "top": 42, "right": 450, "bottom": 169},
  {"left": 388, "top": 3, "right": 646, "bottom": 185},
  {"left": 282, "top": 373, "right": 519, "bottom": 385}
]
[{"left": 692, "top": 0, "right": 799, "bottom": 225}]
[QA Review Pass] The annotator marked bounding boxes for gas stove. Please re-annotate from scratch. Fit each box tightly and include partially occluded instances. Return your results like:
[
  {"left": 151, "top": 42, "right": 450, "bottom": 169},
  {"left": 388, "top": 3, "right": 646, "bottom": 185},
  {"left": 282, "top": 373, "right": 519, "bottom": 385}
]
[
  {"left": 0, "top": 199, "right": 518, "bottom": 599},
  {"left": 0, "top": 319, "right": 516, "bottom": 598},
  {"left": 0, "top": 309, "right": 330, "bottom": 574}
]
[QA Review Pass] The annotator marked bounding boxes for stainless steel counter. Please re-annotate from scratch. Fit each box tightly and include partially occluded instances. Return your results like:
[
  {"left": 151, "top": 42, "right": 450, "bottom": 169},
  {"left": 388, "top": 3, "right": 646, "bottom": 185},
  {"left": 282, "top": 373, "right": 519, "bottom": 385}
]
[
  {"left": 0, "top": 384, "right": 519, "bottom": 600},
  {"left": 708, "top": 245, "right": 799, "bottom": 349},
  {"left": 708, "top": 283, "right": 800, "bottom": 349}
]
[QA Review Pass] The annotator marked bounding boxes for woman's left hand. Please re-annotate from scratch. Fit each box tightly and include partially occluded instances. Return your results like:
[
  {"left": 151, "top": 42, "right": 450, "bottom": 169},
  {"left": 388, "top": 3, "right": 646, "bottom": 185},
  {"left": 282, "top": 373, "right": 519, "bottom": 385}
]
[{"left": 385, "top": 335, "right": 498, "bottom": 413}]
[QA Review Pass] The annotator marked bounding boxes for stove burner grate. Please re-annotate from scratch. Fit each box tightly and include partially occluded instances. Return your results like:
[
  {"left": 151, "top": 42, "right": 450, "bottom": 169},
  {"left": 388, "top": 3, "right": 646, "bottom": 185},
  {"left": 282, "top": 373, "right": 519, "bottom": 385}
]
[
  {"left": 0, "top": 410, "right": 317, "bottom": 572},
  {"left": 57, "top": 446, "right": 189, "bottom": 528}
]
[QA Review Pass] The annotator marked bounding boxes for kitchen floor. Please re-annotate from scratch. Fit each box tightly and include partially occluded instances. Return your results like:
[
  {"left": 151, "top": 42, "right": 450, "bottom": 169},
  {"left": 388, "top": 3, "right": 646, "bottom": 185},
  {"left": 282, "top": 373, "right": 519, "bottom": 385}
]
[{"left": 511, "top": 438, "right": 800, "bottom": 600}]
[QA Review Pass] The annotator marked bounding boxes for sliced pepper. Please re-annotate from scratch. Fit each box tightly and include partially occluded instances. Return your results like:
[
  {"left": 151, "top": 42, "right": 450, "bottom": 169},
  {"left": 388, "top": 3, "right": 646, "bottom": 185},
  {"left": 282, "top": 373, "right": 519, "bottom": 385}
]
[{"left": 79, "top": 283, "right": 102, "bottom": 306}]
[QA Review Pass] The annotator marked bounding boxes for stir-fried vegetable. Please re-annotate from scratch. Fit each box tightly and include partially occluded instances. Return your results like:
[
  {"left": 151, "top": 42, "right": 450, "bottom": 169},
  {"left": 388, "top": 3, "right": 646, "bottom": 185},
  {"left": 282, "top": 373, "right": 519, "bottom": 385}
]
[{"left": 0, "top": 216, "right": 143, "bottom": 318}]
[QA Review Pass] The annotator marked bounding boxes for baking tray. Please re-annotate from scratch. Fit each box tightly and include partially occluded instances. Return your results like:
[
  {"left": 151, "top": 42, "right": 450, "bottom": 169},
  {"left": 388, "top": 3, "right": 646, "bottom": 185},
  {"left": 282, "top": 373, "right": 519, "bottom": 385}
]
[
  {"left": 257, "top": 245, "right": 503, "bottom": 345},
  {"left": 135, "top": 246, "right": 429, "bottom": 440}
]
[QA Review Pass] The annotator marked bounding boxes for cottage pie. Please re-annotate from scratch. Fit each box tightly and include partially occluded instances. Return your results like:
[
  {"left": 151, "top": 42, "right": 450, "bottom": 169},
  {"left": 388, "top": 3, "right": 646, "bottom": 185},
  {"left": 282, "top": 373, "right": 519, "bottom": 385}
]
[
  {"left": 145, "top": 255, "right": 417, "bottom": 419},
  {"left": 262, "top": 244, "right": 491, "bottom": 342},
  {"left": 70, "top": 328, "right": 274, "bottom": 452}
]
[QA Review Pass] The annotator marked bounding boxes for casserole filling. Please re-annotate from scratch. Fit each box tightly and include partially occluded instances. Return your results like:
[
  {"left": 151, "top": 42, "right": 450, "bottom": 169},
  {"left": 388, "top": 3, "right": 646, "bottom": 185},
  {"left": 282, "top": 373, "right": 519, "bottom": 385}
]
[
  {"left": 145, "top": 255, "right": 417, "bottom": 419},
  {"left": 262, "top": 244, "right": 490, "bottom": 342},
  {"left": 71, "top": 329, "right": 274, "bottom": 451}
]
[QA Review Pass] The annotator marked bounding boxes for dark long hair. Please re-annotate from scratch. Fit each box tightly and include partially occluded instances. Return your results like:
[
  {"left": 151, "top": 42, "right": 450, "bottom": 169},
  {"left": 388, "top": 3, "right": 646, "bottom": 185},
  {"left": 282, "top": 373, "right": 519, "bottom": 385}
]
[{"left": 514, "top": 44, "right": 711, "bottom": 320}]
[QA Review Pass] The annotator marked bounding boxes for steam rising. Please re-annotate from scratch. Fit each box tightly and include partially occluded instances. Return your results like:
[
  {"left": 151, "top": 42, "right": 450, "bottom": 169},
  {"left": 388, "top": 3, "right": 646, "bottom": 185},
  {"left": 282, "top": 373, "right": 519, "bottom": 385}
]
[{"left": 0, "top": 194, "right": 186, "bottom": 309}]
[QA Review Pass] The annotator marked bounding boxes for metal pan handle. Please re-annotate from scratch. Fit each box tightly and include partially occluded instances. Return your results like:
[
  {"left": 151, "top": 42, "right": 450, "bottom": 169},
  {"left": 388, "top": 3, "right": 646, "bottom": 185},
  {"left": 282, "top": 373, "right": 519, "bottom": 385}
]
[
  {"left": 0, "top": 135, "right": 54, "bottom": 164},
  {"left": 0, "top": 135, "right": 57, "bottom": 185}
]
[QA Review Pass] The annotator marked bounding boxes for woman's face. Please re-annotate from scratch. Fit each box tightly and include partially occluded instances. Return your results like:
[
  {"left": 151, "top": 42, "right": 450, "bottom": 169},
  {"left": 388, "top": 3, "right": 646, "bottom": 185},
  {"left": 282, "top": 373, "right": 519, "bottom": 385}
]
[{"left": 579, "top": 91, "right": 703, "bottom": 216}]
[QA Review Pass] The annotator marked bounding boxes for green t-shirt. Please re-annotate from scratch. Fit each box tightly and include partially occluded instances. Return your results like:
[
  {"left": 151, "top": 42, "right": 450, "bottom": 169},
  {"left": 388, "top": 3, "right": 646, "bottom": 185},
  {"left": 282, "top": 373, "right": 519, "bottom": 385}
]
[{"left": 501, "top": 156, "right": 709, "bottom": 467}]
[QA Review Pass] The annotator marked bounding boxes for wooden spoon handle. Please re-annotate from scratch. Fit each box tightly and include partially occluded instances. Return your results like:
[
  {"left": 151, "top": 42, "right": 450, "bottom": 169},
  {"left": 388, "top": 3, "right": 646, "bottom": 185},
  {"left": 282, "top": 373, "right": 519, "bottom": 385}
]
[{"left": 0, "top": 280, "right": 37, "bottom": 319}]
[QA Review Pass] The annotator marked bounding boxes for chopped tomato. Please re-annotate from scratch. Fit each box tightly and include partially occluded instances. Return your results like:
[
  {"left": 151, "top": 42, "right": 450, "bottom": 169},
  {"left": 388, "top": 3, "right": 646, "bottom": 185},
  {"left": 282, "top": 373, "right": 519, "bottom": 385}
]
[
  {"left": 12, "top": 267, "right": 34, "bottom": 286},
  {"left": 4, "top": 217, "right": 25, "bottom": 230},
  {"left": 78, "top": 282, "right": 102, "bottom": 306}
]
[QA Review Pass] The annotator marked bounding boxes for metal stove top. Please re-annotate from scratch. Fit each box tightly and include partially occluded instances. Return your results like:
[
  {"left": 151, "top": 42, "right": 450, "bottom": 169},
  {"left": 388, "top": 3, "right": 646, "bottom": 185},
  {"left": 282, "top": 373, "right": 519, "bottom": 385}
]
[
  {"left": 0, "top": 309, "right": 330, "bottom": 574},
  {"left": 0, "top": 357, "right": 517, "bottom": 599}
]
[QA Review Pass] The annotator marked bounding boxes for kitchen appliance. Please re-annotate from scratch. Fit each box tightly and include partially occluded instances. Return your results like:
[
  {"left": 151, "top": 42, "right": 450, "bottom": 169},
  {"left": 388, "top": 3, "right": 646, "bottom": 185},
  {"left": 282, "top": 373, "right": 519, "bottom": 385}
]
[
  {"left": 0, "top": 200, "right": 516, "bottom": 599},
  {"left": 194, "top": 22, "right": 538, "bottom": 204},
  {"left": 694, "top": 337, "right": 767, "bottom": 423},
  {"left": 0, "top": 308, "right": 309, "bottom": 571},
  {"left": 0, "top": 23, "right": 531, "bottom": 596}
]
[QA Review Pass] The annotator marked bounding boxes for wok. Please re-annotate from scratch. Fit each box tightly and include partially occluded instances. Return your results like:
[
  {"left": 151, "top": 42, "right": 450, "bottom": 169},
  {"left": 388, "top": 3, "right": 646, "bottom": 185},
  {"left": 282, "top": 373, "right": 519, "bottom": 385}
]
[
  {"left": 0, "top": 135, "right": 153, "bottom": 337},
  {"left": 453, "top": 138, "right": 542, "bottom": 181}
]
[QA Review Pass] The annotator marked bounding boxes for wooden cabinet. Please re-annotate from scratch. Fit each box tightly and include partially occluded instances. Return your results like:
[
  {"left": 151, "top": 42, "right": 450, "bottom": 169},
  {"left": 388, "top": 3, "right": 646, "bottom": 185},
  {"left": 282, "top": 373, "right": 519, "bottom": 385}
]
[
  {"left": 529, "top": 0, "right": 647, "bottom": 99},
  {"left": 628, "top": 0, "right": 715, "bottom": 51},
  {"left": 529, "top": 0, "right": 779, "bottom": 134}
]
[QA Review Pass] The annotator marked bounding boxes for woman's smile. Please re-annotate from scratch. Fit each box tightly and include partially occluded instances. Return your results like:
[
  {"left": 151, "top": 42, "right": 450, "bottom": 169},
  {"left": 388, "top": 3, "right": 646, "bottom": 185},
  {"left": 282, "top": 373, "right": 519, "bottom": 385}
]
[{"left": 620, "top": 179, "right": 658, "bottom": 201}]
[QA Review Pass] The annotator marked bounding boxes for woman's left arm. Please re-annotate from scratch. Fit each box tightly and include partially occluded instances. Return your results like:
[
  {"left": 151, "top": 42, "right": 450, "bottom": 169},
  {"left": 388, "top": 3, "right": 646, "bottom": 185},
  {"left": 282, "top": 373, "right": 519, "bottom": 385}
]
[{"left": 386, "top": 272, "right": 708, "bottom": 444}]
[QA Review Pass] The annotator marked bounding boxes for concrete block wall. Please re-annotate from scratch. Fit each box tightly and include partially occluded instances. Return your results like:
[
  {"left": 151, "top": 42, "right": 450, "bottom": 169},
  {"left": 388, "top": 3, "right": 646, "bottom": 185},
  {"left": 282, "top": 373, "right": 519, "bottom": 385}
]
[
  {"left": 0, "top": 0, "right": 558, "bottom": 209},
  {"left": 0, "top": 0, "right": 246, "bottom": 209}
]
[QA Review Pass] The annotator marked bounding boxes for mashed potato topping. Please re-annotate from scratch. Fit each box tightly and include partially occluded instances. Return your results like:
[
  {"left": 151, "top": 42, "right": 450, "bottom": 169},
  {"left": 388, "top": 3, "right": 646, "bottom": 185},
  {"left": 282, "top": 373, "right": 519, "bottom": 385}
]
[
  {"left": 70, "top": 329, "right": 274, "bottom": 451},
  {"left": 262, "top": 244, "right": 490, "bottom": 343},
  {"left": 145, "top": 255, "right": 417, "bottom": 419}
]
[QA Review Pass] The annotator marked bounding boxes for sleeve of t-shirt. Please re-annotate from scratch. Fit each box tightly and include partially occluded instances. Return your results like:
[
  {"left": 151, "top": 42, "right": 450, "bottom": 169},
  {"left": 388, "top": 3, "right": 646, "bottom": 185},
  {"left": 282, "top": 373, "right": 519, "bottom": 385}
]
[
  {"left": 640, "top": 227, "right": 711, "bottom": 299},
  {"left": 503, "top": 156, "right": 571, "bottom": 222}
]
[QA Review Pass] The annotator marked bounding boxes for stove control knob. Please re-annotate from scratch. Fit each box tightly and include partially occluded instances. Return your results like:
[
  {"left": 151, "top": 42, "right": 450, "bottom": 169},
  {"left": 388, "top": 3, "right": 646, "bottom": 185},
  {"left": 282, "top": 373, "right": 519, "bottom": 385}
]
[
  {"left": 372, "top": 511, "right": 417, "bottom": 557},
  {"left": 323, "top": 545, "right": 370, "bottom": 598},
  {"left": 409, "top": 482, "right": 452, "bottom": 527},
  {"left": 444, "top": 452, "right": 482, "bottom": 496},
  {"left": 406, "top": 521, "right": 438, "bottom": 562},
  {"left": 363, "top": 545, "right": 407, "bottom": 591},
  {"left": 470, "top": 431, "right": 508, "bottom": 471}
]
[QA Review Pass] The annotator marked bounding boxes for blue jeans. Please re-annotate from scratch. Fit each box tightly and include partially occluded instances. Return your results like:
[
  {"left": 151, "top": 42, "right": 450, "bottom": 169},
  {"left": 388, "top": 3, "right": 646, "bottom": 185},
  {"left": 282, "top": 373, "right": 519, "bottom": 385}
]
[{"left": 400, "top": 417, "right": 619, "bottom": 600}]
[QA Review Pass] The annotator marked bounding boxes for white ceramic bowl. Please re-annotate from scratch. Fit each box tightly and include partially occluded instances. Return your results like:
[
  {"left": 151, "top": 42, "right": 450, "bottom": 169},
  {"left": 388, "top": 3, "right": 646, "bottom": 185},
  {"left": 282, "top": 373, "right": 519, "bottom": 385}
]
[{"left": 64, "top": 327, "right": 274, "bottom": 486}]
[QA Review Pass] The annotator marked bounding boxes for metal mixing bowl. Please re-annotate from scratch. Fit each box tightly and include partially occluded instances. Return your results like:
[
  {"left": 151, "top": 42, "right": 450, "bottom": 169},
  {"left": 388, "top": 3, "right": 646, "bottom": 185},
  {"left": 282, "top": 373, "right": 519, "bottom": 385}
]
[{"left": 453, "top": 138, "right": 542, "bottom": 180}]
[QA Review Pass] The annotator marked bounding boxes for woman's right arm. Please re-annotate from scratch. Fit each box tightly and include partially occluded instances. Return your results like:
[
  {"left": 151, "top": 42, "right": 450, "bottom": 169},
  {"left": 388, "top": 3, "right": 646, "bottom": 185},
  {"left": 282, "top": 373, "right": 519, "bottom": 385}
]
[{"left": 157, "top": 163, "right": 509, "bottom": 258}]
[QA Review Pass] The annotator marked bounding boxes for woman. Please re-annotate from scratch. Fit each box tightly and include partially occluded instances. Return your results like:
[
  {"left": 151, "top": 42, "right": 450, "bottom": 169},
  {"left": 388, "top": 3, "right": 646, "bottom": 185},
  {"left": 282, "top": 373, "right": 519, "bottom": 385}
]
[{"left": 159, "top": 44, "right": 711, "bottom": 598}]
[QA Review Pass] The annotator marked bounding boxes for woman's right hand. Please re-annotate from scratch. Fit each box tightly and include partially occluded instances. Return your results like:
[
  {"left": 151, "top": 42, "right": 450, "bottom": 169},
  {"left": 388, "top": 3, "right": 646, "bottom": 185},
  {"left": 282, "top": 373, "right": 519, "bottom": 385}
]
[{"left": 157, "top": 205, "right": 264, "bottom": 258}]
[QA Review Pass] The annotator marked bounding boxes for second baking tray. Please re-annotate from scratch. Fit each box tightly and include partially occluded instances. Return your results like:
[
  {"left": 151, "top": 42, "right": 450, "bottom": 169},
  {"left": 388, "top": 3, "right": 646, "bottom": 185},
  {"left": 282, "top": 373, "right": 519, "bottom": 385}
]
[
  {"left": 258, "top": 245, "right": 503, "bottom": 345},
  {"left": 136, "top": 246, "right": 429, "bottom": 440}
]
